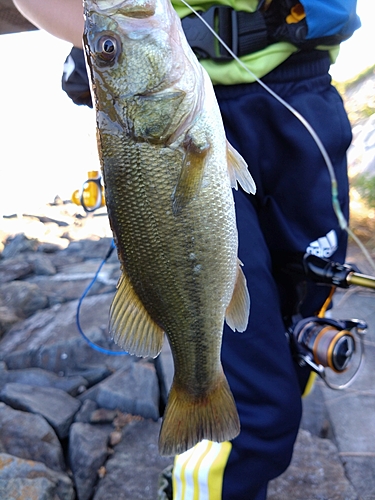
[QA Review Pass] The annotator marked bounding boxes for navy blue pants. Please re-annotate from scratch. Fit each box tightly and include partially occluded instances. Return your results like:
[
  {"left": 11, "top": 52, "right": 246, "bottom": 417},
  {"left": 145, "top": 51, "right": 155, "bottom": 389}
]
[{"left": 215, "top": 51, "right": 352, "bottom": 499}]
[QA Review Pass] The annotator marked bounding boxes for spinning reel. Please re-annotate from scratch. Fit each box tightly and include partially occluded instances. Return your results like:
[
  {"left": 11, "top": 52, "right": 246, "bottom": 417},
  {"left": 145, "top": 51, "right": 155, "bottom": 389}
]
[{"left": 287, "top": 254, "right": 374, "bottom": 390}]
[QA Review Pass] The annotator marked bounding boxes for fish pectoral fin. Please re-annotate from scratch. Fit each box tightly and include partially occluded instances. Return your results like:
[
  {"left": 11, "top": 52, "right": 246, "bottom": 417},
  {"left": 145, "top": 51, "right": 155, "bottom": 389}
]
[
  {"left": 158, "top": 372, "right": 240, "bottom": 456},
  {"left": 227, "top": 141, "right": 256, "bottom": 195},
  {"left": 110, "top": 273, "right": 164, "bottom": 358},
  {"left": 225, "top": 259, "right": 250, "bottom": 332},
  {"left": 172, "top": 135, "right": 210, "bottom": 215}
]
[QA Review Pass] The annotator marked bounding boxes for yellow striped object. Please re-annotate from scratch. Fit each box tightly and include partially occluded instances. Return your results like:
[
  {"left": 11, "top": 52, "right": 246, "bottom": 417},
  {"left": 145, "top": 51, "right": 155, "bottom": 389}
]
[{"left": 173, "top": 440, "right": 232, "bottom": 499}]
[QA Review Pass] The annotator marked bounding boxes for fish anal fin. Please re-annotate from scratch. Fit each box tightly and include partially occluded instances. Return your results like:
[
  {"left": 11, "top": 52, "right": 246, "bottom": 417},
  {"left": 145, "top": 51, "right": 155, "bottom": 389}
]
[
  {"left": 159, "top": 372, "right": 240, "bottom": 456},
  {"left": 227, "top": 140, "right": 256, "bottom": 195},
  {"left": 225, "top": 259, "right": 250, "bottom": 332},
  {"left": 172, "top": 135, "right": 210, "bottom": 215},
  {"left": 109, "top": 273, "right": 164, "bottom": 358}
]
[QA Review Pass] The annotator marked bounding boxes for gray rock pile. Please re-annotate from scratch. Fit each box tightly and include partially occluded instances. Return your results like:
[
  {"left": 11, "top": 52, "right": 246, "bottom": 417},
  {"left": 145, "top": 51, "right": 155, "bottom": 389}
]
[
  {"left": 0, "top": 203, "right": 173, "bottom": 500},
  {"left": 0, "top": 200, "right": 369, "bottom": 500}
]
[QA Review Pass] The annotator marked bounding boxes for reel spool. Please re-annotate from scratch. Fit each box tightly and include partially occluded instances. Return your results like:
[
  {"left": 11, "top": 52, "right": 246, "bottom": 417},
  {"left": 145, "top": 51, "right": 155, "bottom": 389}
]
[{"left": 289, "top": 317, "right": 367, "bottom": 390}]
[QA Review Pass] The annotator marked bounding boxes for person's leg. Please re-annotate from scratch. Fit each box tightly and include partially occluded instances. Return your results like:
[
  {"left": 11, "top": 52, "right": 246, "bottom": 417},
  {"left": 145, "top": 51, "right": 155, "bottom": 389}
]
[
  {"left": 172, "top": 189, "right": 302, "bottom": 500},
  {"left": 219, "top": 54, "right": 351, "bottom": 321},
  {"left": 221, "top": 188, "right": 303, "bottom": 499},
  {"left": 218, "top": 53, "right": 351, "bottom": 393},
  {"left": 172, "top": 52, "right": 352, "bottom": 500}
]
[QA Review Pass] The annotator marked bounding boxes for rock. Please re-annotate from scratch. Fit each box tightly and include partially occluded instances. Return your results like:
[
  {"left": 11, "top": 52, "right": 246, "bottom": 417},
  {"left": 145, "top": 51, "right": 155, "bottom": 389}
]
[
  {"left": 0, "top": 256, "right": 33, "bottom": 282},
  {"left": 0, "top": 453, "right": 75, "bottom": 500},
  {"left": 93, "top": 419, "right": 173, "bottom": 500},
  {"left": 79, "top": 361, "right": 160, "bottom": 421},
  {"left": 155, "top": 337, "right": 174, "bottom": 409},
  {"left": 109, "top": 430, "right": 122, "bottom": 447},
  {"left": 49, "top": 252, "right": 85, "bottom": 270},
  {"left": 0, "top": 383, "right": 81, "bottom": 439},
  {"left": 32, "top": 253, "right": 57, "bottom": 276},
  {"left": 69, "top": 422, "right": 110, "bottom": 500},
  {"left": 301, "top": 383, "right": 334, "bottom": 440},
  {"left": 26, "top": 275, "right": 101, "bottom": 306},
  {"left": 0, "top": 403, "right": 65, "bottom": 472},
  {"left": 0, "top": 280, "right": 48, "bottom": 318},
  {"left": 74, "top": 399, "right": 99, "bottom": 423},
  {"left": 67, "top": 366, "right": 112, "bottom": 387},
  {"left": 63, "top": 237, "right": 116, "bottom": 260},
  {"left": 1, "top": 233, "right": 39, "bottom": 258},
  {"left": 24, "top": 214, "right": 70, "bottom": 227},
  {"left": 267, "top": 429, "right": 359, "bottom": 500},
  {"left": 24, "top": 258, "right": 118, "bottom": 305},
  {"left": 0, "top": 295, "right": 127, "bottom": 374},
  {"left": 38, "top": 241, "right": 66, "bottom": 253},
  {"left": 90, "top": 408, "right": 118, "bottom": 424},
  {"left": 0, "top": 306, "right": 20, "bottom": 337},
  {"left": 54, "top": 258, "right": 120, "bottom": 285},
  {"left": 1, "top": 197, "right": 371, "bottom": 499},
  {"left": 0, "top": 366, "right": 88, "bottom": 396}
]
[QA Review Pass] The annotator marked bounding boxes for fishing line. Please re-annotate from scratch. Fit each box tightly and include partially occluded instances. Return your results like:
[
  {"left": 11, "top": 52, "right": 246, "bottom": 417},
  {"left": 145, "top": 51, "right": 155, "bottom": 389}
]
[
  {"left": 76, "top": 238, "right": 129, "bottom": 356},
  {"left": 180, "top": 0, "right": 375, "bottom": 273}
]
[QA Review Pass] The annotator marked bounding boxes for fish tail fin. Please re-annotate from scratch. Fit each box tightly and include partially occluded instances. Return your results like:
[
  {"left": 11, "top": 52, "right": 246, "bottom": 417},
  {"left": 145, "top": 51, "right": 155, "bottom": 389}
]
[{"left": 159, "top": 373, "right": 240, "bottom": 456}]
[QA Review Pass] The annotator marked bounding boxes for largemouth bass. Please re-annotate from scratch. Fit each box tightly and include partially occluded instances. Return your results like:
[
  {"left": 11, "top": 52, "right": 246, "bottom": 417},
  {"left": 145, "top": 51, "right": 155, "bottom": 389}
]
[{"left": 83, "top": 0, "right": 256, "bottom": 456}]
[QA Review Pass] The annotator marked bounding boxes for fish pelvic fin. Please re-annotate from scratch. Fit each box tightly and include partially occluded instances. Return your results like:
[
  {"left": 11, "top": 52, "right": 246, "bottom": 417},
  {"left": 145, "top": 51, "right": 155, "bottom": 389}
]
[
  {"left": 172, "top": 135, "right": 210, "bottom": 215},
  {"left": 110, "top": 273, "right": 164, "bottom": 358},
  {"left": 227, "top": 140, "right": 256, "bottom": 195},
  {"left": 158, "top": 373, "right": 240, "bottom": 456},
  {"left": 225, "top": 259, "right": 250, "bottom": 332}
]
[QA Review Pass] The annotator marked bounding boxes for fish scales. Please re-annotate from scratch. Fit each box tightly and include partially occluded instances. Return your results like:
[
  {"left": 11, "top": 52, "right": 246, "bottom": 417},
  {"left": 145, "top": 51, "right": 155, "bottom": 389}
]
[
  {"left": 83, "top": 0, "right": 256, "bottom": 455},
  {"left": 103, "top": 136, "right": 235, "bottom": 378}
]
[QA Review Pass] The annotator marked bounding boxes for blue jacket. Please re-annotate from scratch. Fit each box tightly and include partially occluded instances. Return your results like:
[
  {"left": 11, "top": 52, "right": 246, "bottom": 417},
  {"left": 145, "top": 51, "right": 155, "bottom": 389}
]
[{"left": 301, "top": 0, "right": 360, "bottom": 40}]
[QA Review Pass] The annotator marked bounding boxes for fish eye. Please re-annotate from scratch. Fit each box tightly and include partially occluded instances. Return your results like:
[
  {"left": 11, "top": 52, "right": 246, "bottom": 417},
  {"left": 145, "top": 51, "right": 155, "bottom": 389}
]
[{"left": 96, "top": 35, "right": 119, "bottom": 63}]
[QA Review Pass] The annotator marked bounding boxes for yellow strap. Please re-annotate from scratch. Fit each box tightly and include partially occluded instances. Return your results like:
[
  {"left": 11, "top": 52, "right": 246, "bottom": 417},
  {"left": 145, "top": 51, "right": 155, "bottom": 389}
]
[
  {"left": 286, "top": 3, "right": 306, "bottom": 24},
  {"left": 173, "top": 440, "right": 232, "bottom": 500},
  {"left": 302, "top": 371, "right": 317, "bottom": 397},
  {"left": 317, "top": 286, "right": 336, "bottom": 318}
]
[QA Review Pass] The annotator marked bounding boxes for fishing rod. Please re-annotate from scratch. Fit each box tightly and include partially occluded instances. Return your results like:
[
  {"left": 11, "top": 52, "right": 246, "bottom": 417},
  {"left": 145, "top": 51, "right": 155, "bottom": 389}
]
[{"left": 302, "top": 253, "right": 375, "bottom": 290}]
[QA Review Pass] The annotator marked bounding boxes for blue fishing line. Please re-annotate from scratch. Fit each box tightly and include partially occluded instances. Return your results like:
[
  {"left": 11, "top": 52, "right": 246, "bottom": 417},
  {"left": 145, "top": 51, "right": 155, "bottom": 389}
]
[{"left": 76, "top": 239, "right": 129, "bottom": 356}]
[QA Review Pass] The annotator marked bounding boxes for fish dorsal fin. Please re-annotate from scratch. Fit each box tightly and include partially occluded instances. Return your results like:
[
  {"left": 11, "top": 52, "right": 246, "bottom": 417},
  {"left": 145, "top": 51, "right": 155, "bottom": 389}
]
[
  {"left": 172, "top": 135, "right": 210, "bottom": 215},
  {"left": 227, "top": 141, "right": 256, "bottom": 195},
  {"left": 225, "top": 259, "right": 250, "bottom": 332},
  {"left": 110, "top": 272, "right": 164, "bottom": 358}
]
